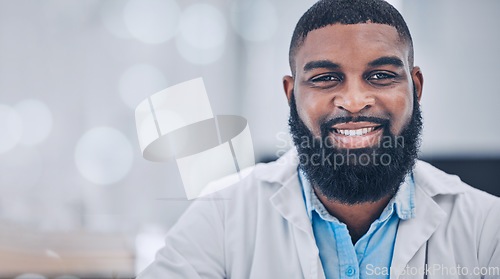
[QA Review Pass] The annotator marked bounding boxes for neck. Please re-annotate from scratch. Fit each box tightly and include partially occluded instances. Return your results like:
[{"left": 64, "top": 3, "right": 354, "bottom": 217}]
[{"left": 313, "top": 186, "right": 393, "bottom": 244}]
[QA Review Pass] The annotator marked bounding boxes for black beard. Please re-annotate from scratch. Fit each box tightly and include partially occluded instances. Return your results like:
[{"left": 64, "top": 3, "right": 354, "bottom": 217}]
[{"left": 288, "top": 89, "right": 423, "bottom": 205}]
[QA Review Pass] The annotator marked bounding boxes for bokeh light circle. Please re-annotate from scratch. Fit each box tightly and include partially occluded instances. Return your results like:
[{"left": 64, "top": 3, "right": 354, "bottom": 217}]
[
  {"left": 119, "top": 64, "right": 168, "bottom": 109},
  {"left": 15, "top": 99, "right": 53, "bottom": 146},
  {"left": 230, "top": 1, "right": 278, "bottom": 42},
  {"left": 0, "top": 104, "right": 23, "bottom": 154},
  {"left": 123, "top": 0, "right": 180, "bottom": 44},
  {"left": 74, "top": 127, "right": 133, "bottom": 185},
  {"left": 176, "top": 4, "right": 226, "bottom": 65},
  {"left": 179, "top": 4, "right": 226, "bottom": 49}
]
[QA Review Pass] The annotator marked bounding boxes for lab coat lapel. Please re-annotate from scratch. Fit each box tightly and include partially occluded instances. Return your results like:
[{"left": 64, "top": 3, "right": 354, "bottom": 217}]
[
  {"left": 390, "top": 183, "right": 447, "bottom": 279},
  {"left": 269, "top": 170, "right": 325, "bottom": 279},
  {"left": 262, "top": 156, "right": 460, "bottom": 279}
]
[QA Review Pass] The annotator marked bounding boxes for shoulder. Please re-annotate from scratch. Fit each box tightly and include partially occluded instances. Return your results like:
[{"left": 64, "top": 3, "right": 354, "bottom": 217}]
[
  {"left": 414, "top": 159, "right": 499, "bottom": 207},
  {"left": 413, "top": 159, "right": 500, "bottom": 238},
  {"left": 414, "top": 160, "right": 500, "bottom": 254}
]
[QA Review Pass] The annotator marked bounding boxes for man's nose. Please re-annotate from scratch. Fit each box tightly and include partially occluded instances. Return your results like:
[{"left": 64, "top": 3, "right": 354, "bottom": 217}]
[{"left": 332, "top": 81, "right": 375, "bottom": 113}]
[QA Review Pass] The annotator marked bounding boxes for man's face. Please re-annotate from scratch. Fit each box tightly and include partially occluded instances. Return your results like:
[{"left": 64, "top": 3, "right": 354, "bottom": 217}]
[
  {"left": 285, "top": 23, "right": 422, "bottom": 146},
  {"left": 283, "top": 23, "right": 424, "bottom": 204}
]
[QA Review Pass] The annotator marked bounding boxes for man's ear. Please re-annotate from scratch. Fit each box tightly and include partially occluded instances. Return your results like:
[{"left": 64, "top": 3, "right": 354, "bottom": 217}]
[
  {"left": 283, "top": 75, "right": 295, "bottom": 106},
  {"left": 411, "top": 66, "right": 423, "bottom": 103}
]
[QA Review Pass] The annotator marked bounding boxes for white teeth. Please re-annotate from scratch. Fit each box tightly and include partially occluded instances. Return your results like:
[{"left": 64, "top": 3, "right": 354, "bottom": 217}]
[{"left": 336, "top": 127, "right": 377, "bottom": 137}]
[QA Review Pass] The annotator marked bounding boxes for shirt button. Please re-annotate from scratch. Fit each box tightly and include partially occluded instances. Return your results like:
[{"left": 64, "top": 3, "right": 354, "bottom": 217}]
[{"left": 345, "top": 266, "right": 355, "bottom": 277}]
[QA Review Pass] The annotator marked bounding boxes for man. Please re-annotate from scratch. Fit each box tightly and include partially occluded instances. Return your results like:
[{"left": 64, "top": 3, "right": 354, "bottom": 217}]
[{"left": 138, "top": 0, "right": 500, "bottom": 278}]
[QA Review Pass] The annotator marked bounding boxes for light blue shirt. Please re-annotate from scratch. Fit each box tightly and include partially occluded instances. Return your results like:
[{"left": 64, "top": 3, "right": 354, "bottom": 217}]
[{"left": 299, "top": 170, "right": 415, "bottom": 279}]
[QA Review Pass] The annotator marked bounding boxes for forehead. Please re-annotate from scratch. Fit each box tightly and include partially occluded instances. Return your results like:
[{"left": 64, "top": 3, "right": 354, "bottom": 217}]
[{"left": 296, "top": 23, "right": 409, "bottom": 71}]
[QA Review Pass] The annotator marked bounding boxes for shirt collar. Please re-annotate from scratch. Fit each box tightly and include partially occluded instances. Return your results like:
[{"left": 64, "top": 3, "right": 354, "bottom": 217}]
[{"left": 299, "top": 169, "right": 416, "bottom": 223}]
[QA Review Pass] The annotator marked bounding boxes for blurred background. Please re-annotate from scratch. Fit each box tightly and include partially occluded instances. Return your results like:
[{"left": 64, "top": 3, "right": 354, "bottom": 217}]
[{"left": 0, "top": 0, "right": 499, "bottom": 278}]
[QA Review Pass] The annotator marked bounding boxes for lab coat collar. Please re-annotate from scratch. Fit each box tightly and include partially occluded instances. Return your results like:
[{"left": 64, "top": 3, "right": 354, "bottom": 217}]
[
  {"left": 261, "top": 151, "right": 466, "bottom": 235},
  {"left": 266, "top": 149, "right": 314, "bottom": 237},
  {"left": 261, "top": 149, "right": 465, "bottom": 279},
  {"left": 390, "top": 160, "right": 466, "bottom": 278},
  {"left": 266, "top": 149, "right": 323, "bottom": 279},
  {"left": 413, "top": 160, "right": 466, "bottom": 197},
  {"left": 390, "top": 184, "right": 447, "bottom": 278}
]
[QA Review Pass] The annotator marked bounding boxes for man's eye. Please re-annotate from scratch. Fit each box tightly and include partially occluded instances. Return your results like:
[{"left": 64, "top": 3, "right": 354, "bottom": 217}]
[
  {"left": 368, "top": 72, "right": 395, "bottom": 80},
  {"left": 311, "top": 74, "right": 341, "bottom": 83},
  {"left": 367, "top": 72, "right": 397, "bottom": 85}
]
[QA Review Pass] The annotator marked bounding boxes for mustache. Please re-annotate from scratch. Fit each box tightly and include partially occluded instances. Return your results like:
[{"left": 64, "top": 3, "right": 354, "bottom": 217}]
[{"left": 320, "top": 116, "right": 390, "bottom": 133}]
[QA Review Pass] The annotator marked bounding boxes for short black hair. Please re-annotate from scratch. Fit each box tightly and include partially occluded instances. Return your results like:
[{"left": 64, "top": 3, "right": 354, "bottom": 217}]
[{"left": 289, "top": 0, "right": 414, "bottom": 76}]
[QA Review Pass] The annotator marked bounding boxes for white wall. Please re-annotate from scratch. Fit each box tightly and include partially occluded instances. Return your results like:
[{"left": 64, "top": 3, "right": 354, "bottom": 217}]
[{"left": 403, "top": 0, "right": 500, "bottom": 157}]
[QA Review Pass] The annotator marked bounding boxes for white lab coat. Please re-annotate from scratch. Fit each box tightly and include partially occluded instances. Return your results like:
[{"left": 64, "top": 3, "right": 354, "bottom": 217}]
[{"left": 138, "top": 150, "right": 500, "bottom": 279}]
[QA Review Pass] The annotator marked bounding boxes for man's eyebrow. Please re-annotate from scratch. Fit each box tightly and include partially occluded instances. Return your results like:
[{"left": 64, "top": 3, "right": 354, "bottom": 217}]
[
  {"left": 368, "top": 56, "right": 404, "bottom": 67},
  {"left": 303, "top": 60, "right": 340, "bottom": 72}
]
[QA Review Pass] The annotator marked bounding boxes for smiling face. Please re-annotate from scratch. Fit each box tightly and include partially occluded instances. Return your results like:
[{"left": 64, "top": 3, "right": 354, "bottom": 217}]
[
  {"left": 284, "top": 23, "right": 423, "bottom": 149},
  {"left": 284, "top": 23, "right": 424, "bottom": 204}
]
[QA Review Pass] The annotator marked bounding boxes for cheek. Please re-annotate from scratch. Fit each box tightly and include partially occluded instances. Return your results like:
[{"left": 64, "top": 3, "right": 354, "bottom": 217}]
[
  {"left": 297, "top": 94, "right": 326, "bottom": 137},
  {"left": 387, "top": 95, "right": 414, "bottom": 135}
]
